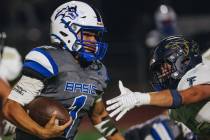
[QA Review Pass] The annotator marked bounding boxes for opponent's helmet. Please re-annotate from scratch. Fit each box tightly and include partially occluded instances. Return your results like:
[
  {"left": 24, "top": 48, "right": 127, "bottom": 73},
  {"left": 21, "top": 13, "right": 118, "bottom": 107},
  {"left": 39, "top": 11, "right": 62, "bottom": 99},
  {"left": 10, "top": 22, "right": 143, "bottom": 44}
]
[
  {"left": 155, "top": 5, "right": 177, "bottom": 37},
  {"left": 50, "top": 1, "right": 107, "bottom": 62},
  {"left": 149, "top": 36, "right": 202, "bottom": 90}
]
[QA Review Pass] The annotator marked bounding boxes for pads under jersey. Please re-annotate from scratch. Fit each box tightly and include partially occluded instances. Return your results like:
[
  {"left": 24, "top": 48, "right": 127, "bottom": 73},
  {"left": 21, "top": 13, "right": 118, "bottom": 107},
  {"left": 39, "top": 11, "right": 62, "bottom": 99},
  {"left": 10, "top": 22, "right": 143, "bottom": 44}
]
[
  {"left": 11, "top": 46, "right": 109, "bottom": 140},
  {"left": 170, "top": 61, "right": 210, "bottom": 135}
]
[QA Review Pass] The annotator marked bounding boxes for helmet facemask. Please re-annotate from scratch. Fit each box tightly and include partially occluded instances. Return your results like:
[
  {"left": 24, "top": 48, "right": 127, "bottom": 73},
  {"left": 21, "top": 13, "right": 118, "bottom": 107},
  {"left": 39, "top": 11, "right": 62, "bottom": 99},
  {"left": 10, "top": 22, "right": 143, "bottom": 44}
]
[
  {"left": 150, "top": 46, "right": 190, "bottom": 90},
  {"left": 74, "top": 25, "right": 107, "bottom": 62}
]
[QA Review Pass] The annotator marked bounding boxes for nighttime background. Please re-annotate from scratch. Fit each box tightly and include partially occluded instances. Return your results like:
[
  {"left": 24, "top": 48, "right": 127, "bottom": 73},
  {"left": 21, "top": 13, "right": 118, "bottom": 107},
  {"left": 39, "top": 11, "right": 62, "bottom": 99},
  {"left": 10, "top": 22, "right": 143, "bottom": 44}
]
[{"left": 1, "top": 0, "right": 210, "bottom": 139}]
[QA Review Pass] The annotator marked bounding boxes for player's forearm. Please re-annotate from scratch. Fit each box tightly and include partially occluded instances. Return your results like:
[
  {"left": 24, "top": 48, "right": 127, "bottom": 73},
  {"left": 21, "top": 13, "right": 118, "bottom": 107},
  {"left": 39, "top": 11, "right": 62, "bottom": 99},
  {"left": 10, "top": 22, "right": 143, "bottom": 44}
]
[
  {"left": 149, "top": 90, "right": 173, "bottom": 107},
  {"left": 149, "top": 86, "right": 208, "bottom": 108},
  {"left": 2, "top": 99, "right": 45, "bottom": 137},
  {"left": 91, "top": 100, "right": 125, "bottom": 140},
  {"left": 179, "top": 85, "right": 210, "bottom": 105},
  {"left": 93, "top": 115, "right": 124, "bottom": 140}
]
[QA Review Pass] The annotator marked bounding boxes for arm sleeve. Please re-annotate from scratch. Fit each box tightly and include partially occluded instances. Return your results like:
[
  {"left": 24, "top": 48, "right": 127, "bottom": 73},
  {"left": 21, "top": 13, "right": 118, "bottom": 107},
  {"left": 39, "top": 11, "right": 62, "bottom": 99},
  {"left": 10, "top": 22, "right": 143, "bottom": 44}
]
[{"left": 8, "top": 75, "right": 44, "bottom": 106}]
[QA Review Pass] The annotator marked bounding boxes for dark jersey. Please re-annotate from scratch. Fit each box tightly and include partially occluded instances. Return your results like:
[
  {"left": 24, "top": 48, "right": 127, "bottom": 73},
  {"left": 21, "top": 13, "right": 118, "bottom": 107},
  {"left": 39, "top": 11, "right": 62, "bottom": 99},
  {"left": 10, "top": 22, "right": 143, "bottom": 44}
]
[{"left": 12, "top": 46, "right": 109, "bottom": 140}]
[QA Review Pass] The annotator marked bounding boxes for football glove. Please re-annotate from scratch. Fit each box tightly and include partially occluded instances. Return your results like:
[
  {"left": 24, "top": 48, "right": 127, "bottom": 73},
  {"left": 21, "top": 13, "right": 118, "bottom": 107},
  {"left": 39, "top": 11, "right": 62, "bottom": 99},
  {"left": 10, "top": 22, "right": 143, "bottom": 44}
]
[{"left": 106, "top": 81, "right": 150, "bottom": 121}]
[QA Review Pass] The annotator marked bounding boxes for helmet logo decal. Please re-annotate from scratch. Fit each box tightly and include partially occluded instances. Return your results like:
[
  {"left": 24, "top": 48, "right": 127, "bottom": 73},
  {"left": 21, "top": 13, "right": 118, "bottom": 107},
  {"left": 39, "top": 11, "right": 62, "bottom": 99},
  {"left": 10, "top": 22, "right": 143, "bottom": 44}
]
[
  {"left": 55, "top": 6, "right": 78, "bottom": 20},
  {"left": 165, "top": 41, "right": 190, "bottom": 56},
  {"left": 182, "top": 41, "right": 190, "bottom": 56},
  {"left": 187, "top": 76, "right": 196, "bottom": 86}
]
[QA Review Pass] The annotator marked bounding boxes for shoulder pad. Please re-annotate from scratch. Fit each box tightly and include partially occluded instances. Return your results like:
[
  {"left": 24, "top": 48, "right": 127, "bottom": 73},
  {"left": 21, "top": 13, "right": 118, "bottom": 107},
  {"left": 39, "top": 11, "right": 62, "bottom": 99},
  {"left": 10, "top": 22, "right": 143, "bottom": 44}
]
[{"left": 23, "top": 46, "right": 59, "bottom": 78}]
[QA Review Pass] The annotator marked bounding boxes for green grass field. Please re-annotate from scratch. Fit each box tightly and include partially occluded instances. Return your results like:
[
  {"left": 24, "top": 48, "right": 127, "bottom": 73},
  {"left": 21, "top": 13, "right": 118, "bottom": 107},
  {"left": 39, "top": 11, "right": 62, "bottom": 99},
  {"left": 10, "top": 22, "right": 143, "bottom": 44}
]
[{"left": 76, "top": 130, "right": 102, "bottom": 140}]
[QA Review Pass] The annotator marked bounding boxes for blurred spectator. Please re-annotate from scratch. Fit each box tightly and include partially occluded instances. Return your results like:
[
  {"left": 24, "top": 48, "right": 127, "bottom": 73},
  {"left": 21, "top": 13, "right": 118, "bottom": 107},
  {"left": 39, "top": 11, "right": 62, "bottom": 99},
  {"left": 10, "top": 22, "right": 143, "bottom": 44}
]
[{"left": 145, "top": 4, "right": 180, "bottom": 48}]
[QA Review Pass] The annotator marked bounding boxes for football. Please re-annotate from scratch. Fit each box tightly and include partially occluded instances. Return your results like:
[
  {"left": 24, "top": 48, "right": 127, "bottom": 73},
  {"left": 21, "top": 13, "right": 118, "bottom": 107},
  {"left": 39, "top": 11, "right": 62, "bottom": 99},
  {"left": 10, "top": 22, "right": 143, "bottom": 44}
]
[{"left": 26, "top": 97, "right": 70, "bottom": 126}]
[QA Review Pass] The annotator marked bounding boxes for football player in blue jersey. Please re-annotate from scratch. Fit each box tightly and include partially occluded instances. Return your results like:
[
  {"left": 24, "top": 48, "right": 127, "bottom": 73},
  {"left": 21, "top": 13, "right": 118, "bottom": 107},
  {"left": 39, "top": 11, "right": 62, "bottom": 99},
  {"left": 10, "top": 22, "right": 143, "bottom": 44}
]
[{"left": 2, "top": 1, "right": 124, "bottom": 140}]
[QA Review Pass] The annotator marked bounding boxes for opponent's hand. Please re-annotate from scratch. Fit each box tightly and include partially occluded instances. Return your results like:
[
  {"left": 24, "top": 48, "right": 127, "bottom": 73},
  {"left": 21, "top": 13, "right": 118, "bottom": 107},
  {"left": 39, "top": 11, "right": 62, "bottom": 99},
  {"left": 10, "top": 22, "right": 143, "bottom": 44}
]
[
  {"left": 41, "top": 111, "right": 72, "bottom": 139},
  {"left": 106, "top": 81, "right": 150, "bottom": 121}
]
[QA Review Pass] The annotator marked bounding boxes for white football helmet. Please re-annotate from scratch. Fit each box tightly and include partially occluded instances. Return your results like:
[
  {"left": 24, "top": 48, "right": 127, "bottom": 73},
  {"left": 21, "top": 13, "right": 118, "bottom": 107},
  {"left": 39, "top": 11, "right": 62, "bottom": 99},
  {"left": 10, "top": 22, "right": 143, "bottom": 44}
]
[{"left": 50, "top": 1, "right": 107, "bottom": 62}]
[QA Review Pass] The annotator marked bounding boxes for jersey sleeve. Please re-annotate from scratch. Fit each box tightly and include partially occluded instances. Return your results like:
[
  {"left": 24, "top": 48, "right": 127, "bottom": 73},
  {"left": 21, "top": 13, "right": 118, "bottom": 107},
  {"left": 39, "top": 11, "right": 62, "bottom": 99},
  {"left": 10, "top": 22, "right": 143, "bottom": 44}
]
[{"left": 23, "top": 47, "right": 59, "bottom": 80}]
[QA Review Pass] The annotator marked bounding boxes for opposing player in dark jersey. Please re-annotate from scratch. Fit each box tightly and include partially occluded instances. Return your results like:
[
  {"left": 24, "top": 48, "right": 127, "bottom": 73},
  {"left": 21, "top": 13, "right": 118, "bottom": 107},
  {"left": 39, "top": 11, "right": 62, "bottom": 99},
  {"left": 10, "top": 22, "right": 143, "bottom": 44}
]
[{"left": 2, "top": 1, "right": 124, "bottom": 140}]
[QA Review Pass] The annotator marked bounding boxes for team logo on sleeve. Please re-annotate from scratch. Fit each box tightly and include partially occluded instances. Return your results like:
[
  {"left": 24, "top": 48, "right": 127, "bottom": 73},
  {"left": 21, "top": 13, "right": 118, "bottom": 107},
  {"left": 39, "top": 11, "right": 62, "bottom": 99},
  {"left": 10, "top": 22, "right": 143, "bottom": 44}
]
[
  {"left": 64, "top": 82, "right": 97, "bottom": 95},
  {"left": 187, "top": 76, "right": 196, "bottom": 86}
]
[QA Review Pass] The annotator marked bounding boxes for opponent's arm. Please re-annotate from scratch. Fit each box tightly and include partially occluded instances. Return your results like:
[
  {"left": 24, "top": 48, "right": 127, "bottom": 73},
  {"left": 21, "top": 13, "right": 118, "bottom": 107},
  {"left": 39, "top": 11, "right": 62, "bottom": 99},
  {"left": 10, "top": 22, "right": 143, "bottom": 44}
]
[
  {"left": 150, "top": 84, "right": 210, "bottom": 107},
  {"left": 89, "top": 98, "right": 125, "bottom": 140},
  {"left": 2, "top": 76, "right": 71, "bottom": 139},
  {"left": 106, "top": 81, "right": 210, "bottom": 121}
]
